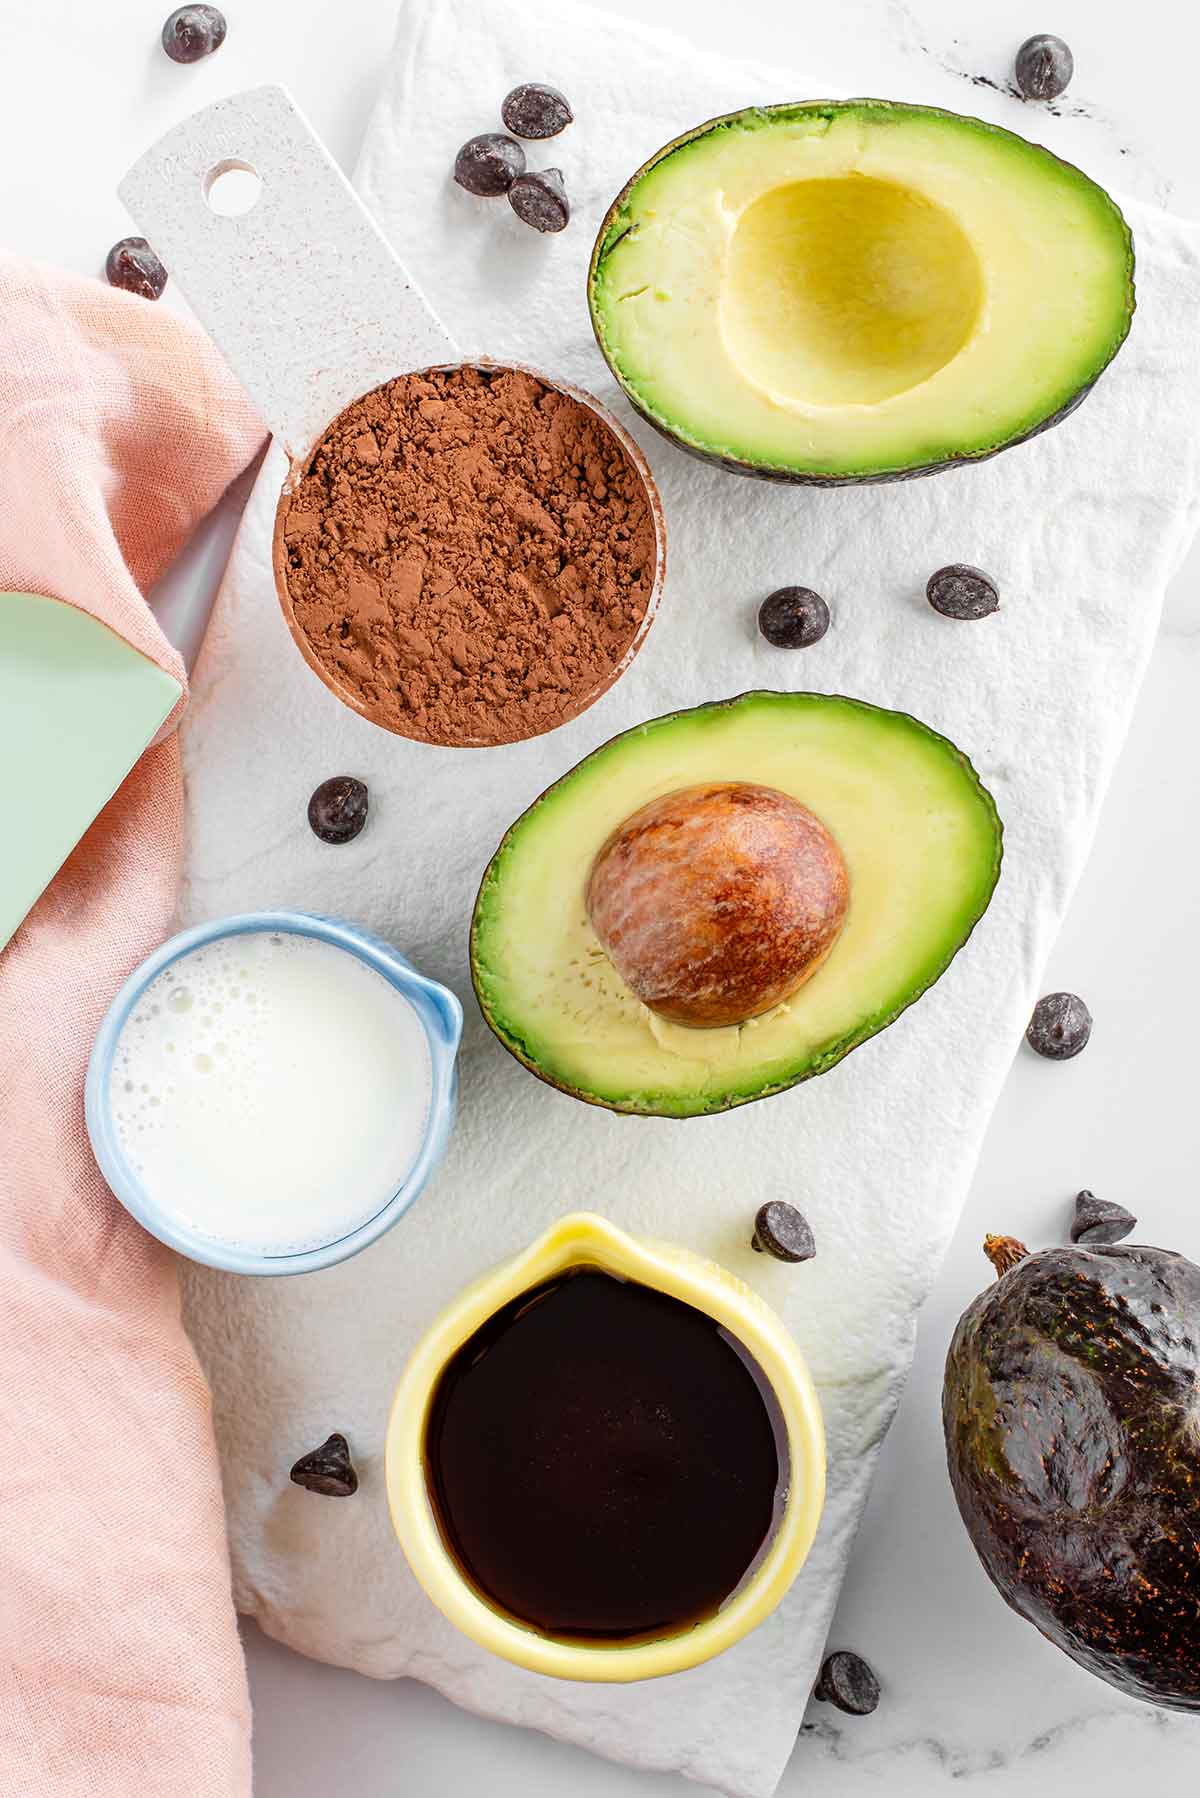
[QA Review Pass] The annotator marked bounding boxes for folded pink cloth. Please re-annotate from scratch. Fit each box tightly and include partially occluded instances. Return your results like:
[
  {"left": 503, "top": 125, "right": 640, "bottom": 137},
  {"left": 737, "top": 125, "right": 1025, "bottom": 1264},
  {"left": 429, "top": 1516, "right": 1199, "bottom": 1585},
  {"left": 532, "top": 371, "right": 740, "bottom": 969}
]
[{"left": 0, "top": 257, "right": 263, "bottom": 1796}]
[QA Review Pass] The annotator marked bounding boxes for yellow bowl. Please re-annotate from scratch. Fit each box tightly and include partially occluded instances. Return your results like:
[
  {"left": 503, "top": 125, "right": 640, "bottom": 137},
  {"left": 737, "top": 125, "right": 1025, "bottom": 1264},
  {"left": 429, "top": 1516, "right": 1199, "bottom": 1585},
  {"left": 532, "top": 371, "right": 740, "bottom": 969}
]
[{"left": 385, "top": 1212, "right": 826, "bottom": 1681}]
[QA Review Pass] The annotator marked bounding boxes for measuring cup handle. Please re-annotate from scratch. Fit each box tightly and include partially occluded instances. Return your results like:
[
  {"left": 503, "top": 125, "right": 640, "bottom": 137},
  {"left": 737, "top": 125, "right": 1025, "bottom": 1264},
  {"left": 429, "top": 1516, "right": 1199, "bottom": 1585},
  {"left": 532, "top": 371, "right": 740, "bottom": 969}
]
[{"left": 119, "top": 84, "right": 459, "bottom": 460}]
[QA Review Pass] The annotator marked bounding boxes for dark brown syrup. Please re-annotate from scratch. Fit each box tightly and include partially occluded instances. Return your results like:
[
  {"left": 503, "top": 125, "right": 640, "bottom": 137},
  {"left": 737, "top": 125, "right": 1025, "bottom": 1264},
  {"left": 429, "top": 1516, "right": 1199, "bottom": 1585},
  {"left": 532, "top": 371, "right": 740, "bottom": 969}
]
[{"left": 424, "top": 1268, "right": 784, "bottom": 1641}]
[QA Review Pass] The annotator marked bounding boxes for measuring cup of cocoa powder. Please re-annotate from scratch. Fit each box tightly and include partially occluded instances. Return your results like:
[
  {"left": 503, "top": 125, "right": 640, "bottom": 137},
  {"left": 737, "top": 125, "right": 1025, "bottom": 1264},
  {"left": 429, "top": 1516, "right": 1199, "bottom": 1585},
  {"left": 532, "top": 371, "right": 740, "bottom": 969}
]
[{"left": 121, "top": 87, "right": 664, "bottom": 748}]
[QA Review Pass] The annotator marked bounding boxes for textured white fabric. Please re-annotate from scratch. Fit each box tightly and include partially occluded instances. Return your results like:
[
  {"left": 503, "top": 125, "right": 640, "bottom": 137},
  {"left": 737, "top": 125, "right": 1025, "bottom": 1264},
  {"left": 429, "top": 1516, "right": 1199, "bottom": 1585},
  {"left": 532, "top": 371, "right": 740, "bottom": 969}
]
[{"left": 179, "top": 3, "right": 1200, "bottom": 1793}]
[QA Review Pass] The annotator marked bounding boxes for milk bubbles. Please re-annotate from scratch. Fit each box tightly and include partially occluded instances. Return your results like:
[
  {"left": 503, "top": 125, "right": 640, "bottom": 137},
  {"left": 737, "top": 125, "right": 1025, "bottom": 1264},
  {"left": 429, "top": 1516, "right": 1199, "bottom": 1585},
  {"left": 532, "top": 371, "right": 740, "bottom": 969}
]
[{"left": 110, "top": 931, "right": 433, "bottom": 1255}]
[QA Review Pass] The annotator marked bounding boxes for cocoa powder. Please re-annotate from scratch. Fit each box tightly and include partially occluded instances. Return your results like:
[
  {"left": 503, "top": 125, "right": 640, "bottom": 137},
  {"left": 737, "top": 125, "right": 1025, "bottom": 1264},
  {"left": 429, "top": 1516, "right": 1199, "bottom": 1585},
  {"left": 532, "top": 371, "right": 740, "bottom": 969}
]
[{"left": 274, "top": 365, "right": 659, "bottom": 746}]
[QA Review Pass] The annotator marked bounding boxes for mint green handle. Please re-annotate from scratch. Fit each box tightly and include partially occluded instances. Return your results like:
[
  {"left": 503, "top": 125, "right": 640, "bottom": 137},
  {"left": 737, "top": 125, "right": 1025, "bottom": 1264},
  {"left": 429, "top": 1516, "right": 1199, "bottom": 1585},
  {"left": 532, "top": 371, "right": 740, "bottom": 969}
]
[{"left": 0, "top": 592, "right": 181, "bottom": 952}]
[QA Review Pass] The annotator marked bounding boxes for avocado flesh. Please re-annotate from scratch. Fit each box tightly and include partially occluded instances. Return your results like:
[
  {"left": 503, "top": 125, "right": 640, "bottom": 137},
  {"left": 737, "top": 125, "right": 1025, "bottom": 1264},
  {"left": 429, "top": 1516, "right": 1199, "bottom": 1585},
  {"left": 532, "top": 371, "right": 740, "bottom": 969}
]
[
  {"left": 471, "top": 693, "right": 1002, "bottom": 1117},
  {"left": 590, "top": 102, "right": 1135, "bottom": 482}
]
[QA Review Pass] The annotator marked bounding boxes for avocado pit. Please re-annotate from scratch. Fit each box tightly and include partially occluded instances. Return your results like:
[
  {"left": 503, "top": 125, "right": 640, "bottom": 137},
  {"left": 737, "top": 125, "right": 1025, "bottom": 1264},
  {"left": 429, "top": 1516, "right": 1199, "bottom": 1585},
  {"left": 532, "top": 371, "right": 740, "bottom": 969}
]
[{"left": 586, "top": 782, "right": 849, "bottom": 1029}]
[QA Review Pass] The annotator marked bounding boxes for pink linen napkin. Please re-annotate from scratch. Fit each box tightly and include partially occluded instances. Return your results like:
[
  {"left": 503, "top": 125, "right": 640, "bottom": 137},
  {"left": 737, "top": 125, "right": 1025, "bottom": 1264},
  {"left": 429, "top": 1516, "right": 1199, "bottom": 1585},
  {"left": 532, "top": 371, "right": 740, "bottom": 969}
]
[{"left": 0, "top": 257, "right": 263, "bottom": 1796}]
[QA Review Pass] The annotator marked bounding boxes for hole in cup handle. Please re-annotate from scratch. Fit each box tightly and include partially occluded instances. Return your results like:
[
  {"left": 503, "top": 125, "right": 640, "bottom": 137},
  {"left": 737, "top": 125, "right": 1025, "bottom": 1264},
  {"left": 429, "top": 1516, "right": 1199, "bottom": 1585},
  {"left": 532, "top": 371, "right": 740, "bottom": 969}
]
[
  {"left": 119, "top": 85, "right": 458, "bottom": 465},
  {"left": 204, "top": 159, "right": 263, "bottom": 218}
]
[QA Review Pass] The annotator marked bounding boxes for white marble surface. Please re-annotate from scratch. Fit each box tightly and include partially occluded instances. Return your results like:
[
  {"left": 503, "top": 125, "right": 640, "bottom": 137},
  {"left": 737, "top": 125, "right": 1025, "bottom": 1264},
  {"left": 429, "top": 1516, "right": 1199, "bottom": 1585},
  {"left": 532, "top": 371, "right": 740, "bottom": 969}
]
[{"left": 4, "top": 0, "right": 1198, "bottom": 1792}]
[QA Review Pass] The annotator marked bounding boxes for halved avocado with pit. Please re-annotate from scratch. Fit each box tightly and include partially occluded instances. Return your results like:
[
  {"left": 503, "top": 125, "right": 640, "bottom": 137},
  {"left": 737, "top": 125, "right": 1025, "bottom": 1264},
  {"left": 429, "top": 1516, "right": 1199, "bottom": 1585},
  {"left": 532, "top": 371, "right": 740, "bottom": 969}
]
[
  {"left": 470, "top": 692, "right": 1002, "bottom": 1117},
  {"left": 589, "top": 101, "right": 1135, "bottom": 483}
]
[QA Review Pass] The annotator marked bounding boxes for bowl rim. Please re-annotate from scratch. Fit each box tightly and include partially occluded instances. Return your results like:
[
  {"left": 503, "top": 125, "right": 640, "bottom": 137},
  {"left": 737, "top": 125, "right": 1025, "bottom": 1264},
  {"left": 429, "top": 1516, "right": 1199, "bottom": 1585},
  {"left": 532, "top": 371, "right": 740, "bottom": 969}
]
[
  {"left": 385, "top": 1211, "right": 826, "bottom": 1681},
  {"left": 84, "top": 909, "right": 462, "bottom": 1276}
]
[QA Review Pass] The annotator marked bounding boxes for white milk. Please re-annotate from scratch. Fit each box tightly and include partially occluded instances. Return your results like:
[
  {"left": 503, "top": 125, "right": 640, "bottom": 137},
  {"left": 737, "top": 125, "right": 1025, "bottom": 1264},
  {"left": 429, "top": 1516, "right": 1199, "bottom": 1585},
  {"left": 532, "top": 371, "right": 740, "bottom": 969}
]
[{"left": 110, "top": 931, "right": 433, "bottom": 1255}]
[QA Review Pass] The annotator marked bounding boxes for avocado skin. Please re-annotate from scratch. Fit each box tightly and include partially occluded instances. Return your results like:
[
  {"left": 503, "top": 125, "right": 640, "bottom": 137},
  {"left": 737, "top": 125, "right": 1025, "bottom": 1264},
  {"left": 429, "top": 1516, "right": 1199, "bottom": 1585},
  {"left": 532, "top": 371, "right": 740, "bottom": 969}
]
[
  {"left": 943, "top": 1242, "right": 1200, "bottom": 1710},
  {"left": 612, "top": 379, "right": 1096, "bottom": 489},
  {"left": 589, "top": 100, "right": 1135, "bottom": 486},
  {"left": 469, "top": 691, "right": 1003, "bottom": 1118}
]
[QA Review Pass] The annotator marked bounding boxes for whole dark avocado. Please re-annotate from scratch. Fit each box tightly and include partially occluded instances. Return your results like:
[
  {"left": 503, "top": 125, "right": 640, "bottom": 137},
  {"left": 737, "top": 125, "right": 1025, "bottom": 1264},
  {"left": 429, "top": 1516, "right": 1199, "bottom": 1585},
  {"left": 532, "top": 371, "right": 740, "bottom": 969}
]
[{"left": 943, "top": 1234, "right": 1200, "bottom": 1711}]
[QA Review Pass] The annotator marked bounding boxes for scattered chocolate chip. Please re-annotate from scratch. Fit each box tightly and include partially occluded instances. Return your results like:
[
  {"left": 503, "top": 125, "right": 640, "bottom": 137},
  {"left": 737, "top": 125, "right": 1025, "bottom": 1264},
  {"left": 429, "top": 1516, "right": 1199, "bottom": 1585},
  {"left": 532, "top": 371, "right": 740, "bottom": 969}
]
[
  {"left": 454, "top": 133, "right": 526, "bottom": 197},
  {"left": 757, "top": 587, "right": 830, "bottom": 648},
  {"left": 814, "top": 1650, "right": 881, "bottom": 1716},
  {"left": 105, "top": 237, "right": 168, "bottom": 301},
  {"left": 1026, "top": 991, "right": 1092, "bottom": 1060},
  {"left": 508, "top": 167, "right": 570, "bottom": 233},
  {"left": 307, "top": 776, "right": 369, "bottom": 845},
  {"left": 1071, "top": 1190, "right": 1136, "bottom": 1246},
  {"left": 289, "top": 1433, "right": 358, "bottom": 1497},
  {"left": 751, "top": 1201, "right": 816, "bottom": 1263},
  {"left": 926, "top": 564, "right": 998, "bottom": 620},
  {"left": 161, "top": 4, "right": 227, "bottom": 62},
  {"left": 501, "top": 82, "right": 574, "bottom": 140},
  {"left": 1015, "top": 34, "right": 1074, "bottom": 101}
]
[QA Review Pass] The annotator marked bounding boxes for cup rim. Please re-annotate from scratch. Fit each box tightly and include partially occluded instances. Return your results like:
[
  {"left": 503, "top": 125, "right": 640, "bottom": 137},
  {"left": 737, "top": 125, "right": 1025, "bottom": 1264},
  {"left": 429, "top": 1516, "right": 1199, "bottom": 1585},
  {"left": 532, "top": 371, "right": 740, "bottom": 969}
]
[
  {"left": 385, "top": 1212, "right": 826, "bottom": 1681},
  {"left": 84, "top": 909, "right": 462, "bottom": 1277},
  {"left": 271, "top": 360, "right": 667, "bottom": 748}
]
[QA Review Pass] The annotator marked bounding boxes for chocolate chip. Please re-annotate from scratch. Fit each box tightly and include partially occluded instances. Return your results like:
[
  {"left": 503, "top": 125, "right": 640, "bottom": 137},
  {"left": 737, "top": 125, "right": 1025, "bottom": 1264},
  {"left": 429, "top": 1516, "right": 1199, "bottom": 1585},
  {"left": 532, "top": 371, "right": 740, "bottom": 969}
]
[
  {"left": 501, "top": 83, "right": 573, "bottom": 140},
  {"left": 308, "top": 776, "right": 369, "bottom": 845},
  {"left": 161, "top": 4, "right": 227, "bottom": 62},
  {"left": 1015, "top": 34, "right": 1074, "bottom": 101},
  {"left": 757, "top": 587, "right": 830, "bottom": 648},
  {"left": 289, "top": 1433, "right": 358, "bottom": 1497},
  {"left": 926, "top": 564, "right": 998, "bottom": 620},
  {"left": 1071, "top": 1190, "right": 1136, "bottom": 1245},
  {"left": 105, "top": 237, "right": 168, "bottom": 301},
  {"left": 1026, "top": 991, "right": 1092, "bottom": 1060},
  {"left": 454, "top": 134, "right": 526, "bottom": 197},
  {"left": 814, "top": 1650, "right": 881, "bottom": 1716},
  {"left": 508, "top": 167, "right": 570, "bottom": 233},
  {"left": 751, "top": 1201, "right": 816, "bottom": 1263}
]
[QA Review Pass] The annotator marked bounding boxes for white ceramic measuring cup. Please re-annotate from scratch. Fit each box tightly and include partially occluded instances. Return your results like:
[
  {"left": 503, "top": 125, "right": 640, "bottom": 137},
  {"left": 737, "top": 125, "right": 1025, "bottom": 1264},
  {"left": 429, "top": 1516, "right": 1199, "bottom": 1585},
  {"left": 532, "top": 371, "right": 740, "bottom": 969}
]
[{"left": 119, "top": 86, "right": 665, "bottom": 745}]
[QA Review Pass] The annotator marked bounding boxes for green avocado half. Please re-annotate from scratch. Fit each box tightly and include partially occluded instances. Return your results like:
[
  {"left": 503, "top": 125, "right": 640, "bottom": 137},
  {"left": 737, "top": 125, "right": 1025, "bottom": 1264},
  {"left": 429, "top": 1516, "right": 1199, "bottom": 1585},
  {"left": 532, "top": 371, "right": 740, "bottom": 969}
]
[
  {"left": 589, "top": 101, "right": 1135, "bottom": 484},
  {"left": 471, "top": 692, "right": 1002, "bottom": 1117}
]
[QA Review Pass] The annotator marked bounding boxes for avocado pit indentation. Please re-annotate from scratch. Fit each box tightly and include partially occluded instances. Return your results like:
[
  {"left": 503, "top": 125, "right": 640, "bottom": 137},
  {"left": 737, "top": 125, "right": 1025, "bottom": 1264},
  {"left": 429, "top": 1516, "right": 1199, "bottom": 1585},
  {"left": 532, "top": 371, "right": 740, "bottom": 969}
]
[{"left": 720, "top": 176, "right": 984, "bottom": 407}]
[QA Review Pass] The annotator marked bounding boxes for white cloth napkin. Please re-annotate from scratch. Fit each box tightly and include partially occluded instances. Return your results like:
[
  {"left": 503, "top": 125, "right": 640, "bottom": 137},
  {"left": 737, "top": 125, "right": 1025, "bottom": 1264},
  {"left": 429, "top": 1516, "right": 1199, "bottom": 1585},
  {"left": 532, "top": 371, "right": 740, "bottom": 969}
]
[{"left": 179, "top": 2, "right": 1200, "bottom": 1793}]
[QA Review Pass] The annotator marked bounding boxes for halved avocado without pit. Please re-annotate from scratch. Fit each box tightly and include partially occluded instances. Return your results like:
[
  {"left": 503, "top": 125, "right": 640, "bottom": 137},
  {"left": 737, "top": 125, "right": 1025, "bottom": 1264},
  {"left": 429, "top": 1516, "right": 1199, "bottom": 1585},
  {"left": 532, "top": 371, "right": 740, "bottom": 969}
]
[
  {"left": 589, "top": 101, "right": 1135, "bottom": 483},
  {"left": 471, "top": 693, "right": 1003, "bottom": 1117}
]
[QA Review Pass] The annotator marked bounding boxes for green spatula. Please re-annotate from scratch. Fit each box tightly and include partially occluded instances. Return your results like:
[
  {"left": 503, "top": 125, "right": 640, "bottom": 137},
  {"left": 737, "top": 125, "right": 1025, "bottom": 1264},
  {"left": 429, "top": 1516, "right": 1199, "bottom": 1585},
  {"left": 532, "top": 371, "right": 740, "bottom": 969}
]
[{"left": 0, "top": 592, "right": 182, "bottom": 953}]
